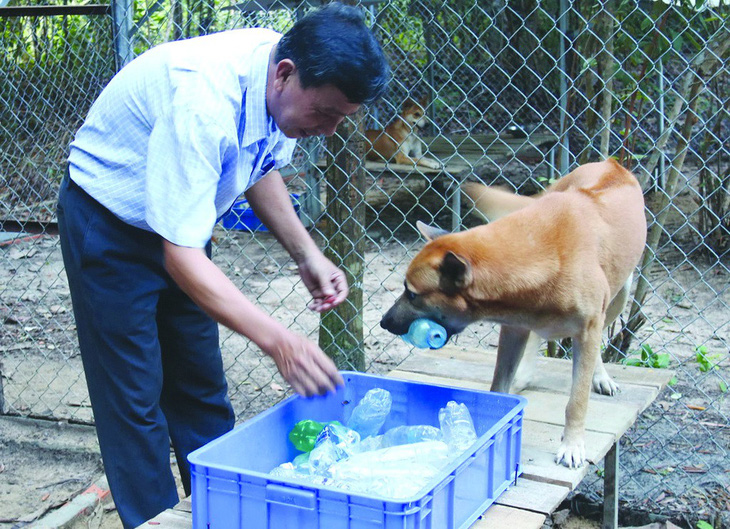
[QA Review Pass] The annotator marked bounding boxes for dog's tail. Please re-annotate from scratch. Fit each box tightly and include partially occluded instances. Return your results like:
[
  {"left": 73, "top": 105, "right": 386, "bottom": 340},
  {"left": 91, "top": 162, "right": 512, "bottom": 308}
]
[{"left": 462, "top": 182, "right": 535, "bottom": 222}]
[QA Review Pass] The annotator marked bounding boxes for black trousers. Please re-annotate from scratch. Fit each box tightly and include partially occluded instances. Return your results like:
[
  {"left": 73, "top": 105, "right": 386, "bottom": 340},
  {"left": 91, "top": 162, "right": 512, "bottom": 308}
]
[{"left": 57, "top": 174, "right": 235, "bottom": 528}]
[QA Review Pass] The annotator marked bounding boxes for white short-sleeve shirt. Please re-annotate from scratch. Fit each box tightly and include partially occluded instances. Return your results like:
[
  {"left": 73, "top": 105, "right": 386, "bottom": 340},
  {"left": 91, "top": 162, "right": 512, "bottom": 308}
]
[{"left": 68, "top": 28, "right": 296, "bottom": 247}]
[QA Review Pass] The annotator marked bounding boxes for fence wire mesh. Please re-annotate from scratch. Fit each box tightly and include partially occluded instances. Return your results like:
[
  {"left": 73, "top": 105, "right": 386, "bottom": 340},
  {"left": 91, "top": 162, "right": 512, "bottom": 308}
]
[{"left": 1, "top": 0, "right": 728, "bottom": 525}]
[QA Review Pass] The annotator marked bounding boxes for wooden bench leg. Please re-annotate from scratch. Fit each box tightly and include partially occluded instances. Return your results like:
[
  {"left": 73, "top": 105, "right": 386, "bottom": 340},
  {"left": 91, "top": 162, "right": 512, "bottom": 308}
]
[{"left": 602, "top": 441, "right": 619, "bottom": 529}]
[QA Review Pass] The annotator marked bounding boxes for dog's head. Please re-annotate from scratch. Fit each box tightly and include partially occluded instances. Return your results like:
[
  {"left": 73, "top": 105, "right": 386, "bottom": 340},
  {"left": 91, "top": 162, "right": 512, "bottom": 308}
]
[
  {"left": 399, "top": 97, "right": 429, "bottom": 130},
  {"left": 380, "top": 221, "right": 477, "bottom": 342}
]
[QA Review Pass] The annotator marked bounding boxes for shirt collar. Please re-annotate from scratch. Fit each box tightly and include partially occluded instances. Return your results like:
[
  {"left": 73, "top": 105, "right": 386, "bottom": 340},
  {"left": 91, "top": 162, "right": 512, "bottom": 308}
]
[{"left": 242, "top": 41, "right": 277, "bottom": 147}]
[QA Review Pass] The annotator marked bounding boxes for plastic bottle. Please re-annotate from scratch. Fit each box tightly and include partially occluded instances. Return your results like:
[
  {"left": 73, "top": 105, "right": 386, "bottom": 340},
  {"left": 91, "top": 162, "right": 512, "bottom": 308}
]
[
  {"left": 308, "top": 438, "right": 348, "bottom": 476},
  {"left": 328, "top": 441, "right": 449, "bottom": 496},
  {"left": 438, "top": 401, "right": 477, "bottom": 452},
  {"left": 401, "top": 319, "right": 448, "bottom": 349},
  {"left": 314, "top": 422, "right": 360, "bottom": 456},
  {"left": 350, "top": 434, "right": 384, "bottom": 454},
  {"left": 288, "top": 419, "right": 326, "bottom": 452},
  {"left": 381, "top": 424, "right": 442, "bottom": 447},
  {"left": 346, "top": 388, "right": 392, "bottom": 439}
]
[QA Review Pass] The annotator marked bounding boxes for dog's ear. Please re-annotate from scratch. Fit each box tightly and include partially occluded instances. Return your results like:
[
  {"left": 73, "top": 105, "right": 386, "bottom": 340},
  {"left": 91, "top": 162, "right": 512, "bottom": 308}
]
[
  {"left": 402, "top": 98, "right": 417, "bottom": 110},
  {"left": 416, "top": 220, "right": 449, "bottom": 241},
  {"left": 440, "top": 251, "right": 472, "bottom": 293},
  {"left": 418, "top": 95, "right": 429, "bottom": 108}
]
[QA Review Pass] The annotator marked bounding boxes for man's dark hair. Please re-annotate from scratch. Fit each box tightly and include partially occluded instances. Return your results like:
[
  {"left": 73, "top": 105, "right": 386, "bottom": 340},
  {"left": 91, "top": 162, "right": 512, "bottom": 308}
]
[{"left": 276, "top": 2, "right": 390, "bottom": 105}]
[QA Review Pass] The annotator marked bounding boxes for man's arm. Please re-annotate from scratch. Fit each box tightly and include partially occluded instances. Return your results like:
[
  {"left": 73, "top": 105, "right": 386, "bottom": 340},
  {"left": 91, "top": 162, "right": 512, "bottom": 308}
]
[
  {"left": 245, "top": 170, "right": 348, "bottom": 311},
  {"left": 244, "top": 170, "right": 317, "bottom": 260},
  {"left": 162, "top": 241, "right": 343, "bottom": 396}
]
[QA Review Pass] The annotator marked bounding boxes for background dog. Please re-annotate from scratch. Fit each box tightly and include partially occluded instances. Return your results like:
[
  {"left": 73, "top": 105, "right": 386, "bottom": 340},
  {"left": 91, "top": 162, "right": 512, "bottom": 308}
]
[
  {"left": 380, "top": 159, "right": 647, "bottom": 468},
  {"left": 365, "top": 97, "right": 442, "bottom": 169}
]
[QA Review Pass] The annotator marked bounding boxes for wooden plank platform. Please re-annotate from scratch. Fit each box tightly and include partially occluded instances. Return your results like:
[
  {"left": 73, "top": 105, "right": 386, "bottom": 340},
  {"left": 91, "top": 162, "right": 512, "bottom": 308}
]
[
  {"left": 390, "top": 345, "right": 674, "bottom": 527},
  {"left": 138, "top": 345, "right": 673, "bottom": 529},
  {"left": 317, "top": 131, "right": 560, "bottom": 174},
  {"left": 305, "top": 131, "right": 560, "bottom": 231}
]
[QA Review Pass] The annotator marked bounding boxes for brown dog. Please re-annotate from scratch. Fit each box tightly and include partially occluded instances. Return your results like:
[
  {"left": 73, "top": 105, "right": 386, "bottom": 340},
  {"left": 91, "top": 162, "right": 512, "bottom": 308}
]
[
  {"left": 380, "top": 159, "right": 647, "bottom": 468},
  {"left": 365, "top": 97, "right": 442, "bottom": 170}
]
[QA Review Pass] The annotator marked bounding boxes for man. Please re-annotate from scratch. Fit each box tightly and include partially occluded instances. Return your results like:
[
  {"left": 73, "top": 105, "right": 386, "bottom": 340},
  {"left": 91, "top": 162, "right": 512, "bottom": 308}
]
[{"left": 56, "top": 3, "right": 389, "bottom": 527}]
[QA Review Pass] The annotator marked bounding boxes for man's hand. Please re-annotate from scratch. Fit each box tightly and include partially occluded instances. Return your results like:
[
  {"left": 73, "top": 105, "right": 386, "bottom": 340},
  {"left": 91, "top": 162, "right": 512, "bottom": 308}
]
[
  {"left": 244, "top": 172, "right": 348, "bottom": 313},
  {"left": 162, "top": 241, "right": 343, "bottom": 397},
  {"left": 297, "top": 251, "right": 348, "bottom": 312},
  {"left": 264, "top": 327, "right": 345, "bottom": 396}
]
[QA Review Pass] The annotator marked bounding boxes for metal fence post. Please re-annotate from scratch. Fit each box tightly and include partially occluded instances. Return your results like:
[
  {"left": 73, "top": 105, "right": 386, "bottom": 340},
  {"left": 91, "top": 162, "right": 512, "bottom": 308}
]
[{"left": 111, "top": 0, "right": 134, "bottom": 69}]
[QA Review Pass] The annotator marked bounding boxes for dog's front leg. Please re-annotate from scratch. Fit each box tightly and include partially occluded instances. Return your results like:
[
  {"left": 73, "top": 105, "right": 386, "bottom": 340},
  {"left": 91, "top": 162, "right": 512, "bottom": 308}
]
[
  {"left": 556, "top": 319, "right": 604, "bottom": 468},
  {"left": 491, "top": 326, "right": 533, "bottom": 393},
  {"left": 411, "top": 137, "right": 443, "bottom": 170}
]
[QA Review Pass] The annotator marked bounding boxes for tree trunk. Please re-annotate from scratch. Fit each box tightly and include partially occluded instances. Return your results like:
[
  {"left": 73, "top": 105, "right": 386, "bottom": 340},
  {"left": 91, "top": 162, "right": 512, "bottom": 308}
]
[{"left": 319, "top": 111, "right": 367, "bottom": 371}]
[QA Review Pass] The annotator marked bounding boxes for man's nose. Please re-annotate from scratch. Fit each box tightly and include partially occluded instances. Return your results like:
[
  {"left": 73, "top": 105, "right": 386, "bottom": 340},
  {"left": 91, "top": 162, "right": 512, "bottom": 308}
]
[{"left": 321, "top": 117, "right": 345, "bottom": 137}]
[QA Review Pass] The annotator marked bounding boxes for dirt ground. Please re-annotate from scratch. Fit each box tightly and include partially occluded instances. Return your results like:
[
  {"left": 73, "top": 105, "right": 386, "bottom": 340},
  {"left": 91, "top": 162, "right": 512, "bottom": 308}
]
[{"left": 1, "top": 167, "right": 728, "bottom": 528}]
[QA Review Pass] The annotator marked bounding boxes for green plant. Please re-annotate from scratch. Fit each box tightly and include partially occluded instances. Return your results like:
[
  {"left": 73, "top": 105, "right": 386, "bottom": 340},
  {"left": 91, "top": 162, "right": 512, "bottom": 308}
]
[
  {"left": 536, "top": 176, "right": 557, "bottom": 187},
  {"left": 623, "top": 344, "right": 670, "bottom": 369},
  {"left": 695, "top": 345, "right": 723, "bottom": 372},
  {"left": 696, "top": 521, "right": 713, "bottom": 529}
]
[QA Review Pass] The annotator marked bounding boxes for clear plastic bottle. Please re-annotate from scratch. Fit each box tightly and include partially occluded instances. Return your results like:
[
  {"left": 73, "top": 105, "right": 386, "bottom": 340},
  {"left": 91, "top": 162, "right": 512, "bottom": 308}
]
[
  {"left": 350, "top": 434, "right": 384, "bottom": 454},
  {"left": 346, "top": 388, "right": 392, "bottom": 439},
  {"left": 381, "top": 425, "right": 442, "bottom": 447},
  {"left": 328, "top": 441, "right": 449, "bottom": 496},
  {"left": 315, "top": 422, "right": 360, "bottom": 455},
  {"left": 308, "top": 438, "right": 348, "bottom": 476},
  {"left": 401, "top": 319, "right": 448, "bottom": 349},
  {"left": 438, "top": 401, "right": 477, "bottom": 452}
]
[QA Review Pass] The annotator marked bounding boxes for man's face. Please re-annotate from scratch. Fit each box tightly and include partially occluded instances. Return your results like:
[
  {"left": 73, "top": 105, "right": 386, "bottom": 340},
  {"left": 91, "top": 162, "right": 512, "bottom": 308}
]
[{"left": 269, "top": 60, "right": 361, "bottom": 139}]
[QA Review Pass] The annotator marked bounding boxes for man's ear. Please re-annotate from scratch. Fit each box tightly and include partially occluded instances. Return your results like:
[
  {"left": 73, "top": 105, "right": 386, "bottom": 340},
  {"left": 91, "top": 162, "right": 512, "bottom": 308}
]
[
  {"left": 439, "top": 251, "right": 472, "bottom": 294},
  {"left": 273, "top": 59, "right": 296, "bottom": 91},
  {"left": 416, "top": 220, "right": 449, "bottom": 242}
]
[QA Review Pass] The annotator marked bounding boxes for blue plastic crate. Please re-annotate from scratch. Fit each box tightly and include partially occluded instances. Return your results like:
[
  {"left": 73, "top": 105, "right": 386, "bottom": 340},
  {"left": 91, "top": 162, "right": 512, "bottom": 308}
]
[
  {"left": 188, "top": 371, "right": 526, "bottom": 529},
  {"left": 221, "top": 193, "right": 300, "bottom": 232}
]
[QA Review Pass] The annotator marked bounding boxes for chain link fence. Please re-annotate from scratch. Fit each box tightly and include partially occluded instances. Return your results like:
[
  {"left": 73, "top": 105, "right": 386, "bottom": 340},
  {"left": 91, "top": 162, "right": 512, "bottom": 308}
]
[{"left": 1, "top": 0, "right": 728, "bottom": 525}]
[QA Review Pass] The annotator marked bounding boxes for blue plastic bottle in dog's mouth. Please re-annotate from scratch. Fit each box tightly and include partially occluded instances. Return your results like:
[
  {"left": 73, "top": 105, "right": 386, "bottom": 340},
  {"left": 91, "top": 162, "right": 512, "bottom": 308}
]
[{"left": 401, "top": 319, "right": 447, "bottom": 349}]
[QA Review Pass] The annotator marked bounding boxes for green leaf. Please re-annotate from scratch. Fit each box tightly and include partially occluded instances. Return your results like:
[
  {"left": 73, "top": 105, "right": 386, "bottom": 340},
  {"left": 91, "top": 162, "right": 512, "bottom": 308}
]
[
  {"left": 668, "top": 376, "right": 678, "bottom": 387},
  {"left": 720, "top": 381, "right": 728, "bottom": 394},
  {"left": 696, "top": 521, "right": 713, "bottom": 529}
]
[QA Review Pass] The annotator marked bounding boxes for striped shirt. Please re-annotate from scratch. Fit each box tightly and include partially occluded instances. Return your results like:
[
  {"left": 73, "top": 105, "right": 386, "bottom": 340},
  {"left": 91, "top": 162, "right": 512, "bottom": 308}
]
[{"left": 68, "top": 28, "right": 296, "bottom": 247}]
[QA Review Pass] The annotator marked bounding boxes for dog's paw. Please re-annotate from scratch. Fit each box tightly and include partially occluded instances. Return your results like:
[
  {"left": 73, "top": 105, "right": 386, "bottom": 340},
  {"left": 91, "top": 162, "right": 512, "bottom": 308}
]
[
  {"left": 419, "top": 157, "right": 443, "bottom": 170},
  {"left": 555, "top": 438, "right": 587, "bottom": 468},
  {"left": 592, "top": 372, "right": 619, "bottom": 396}
]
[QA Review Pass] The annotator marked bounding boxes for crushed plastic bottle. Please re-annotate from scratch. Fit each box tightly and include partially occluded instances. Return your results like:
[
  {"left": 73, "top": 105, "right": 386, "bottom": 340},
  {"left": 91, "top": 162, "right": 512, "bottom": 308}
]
[
  {"left": 381, "top": 425, "right": 442, "bottom": 447},
  {"left": 438, "top": 401, "right": 477, "bottom": 452},
  {"left": 328, "top": 441, "right": 450, "bottom": 498},
  {"left": 292, "top": 452, "right": 311, "bottom": 472},
  {"left": 308, "top": 438, "right": 349, "bottom": 476},
  {"left": 401, "top": 319, "right": 448, "bottom": 349},
  {"left": 315, "top": 422, "right": 360, "bottom": 453},
  {"left": 346, "top": 388, "right": 392, "bottom": 439},
  {"left": 350, "top": 434, "right": 384, "bottom": 454}
]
